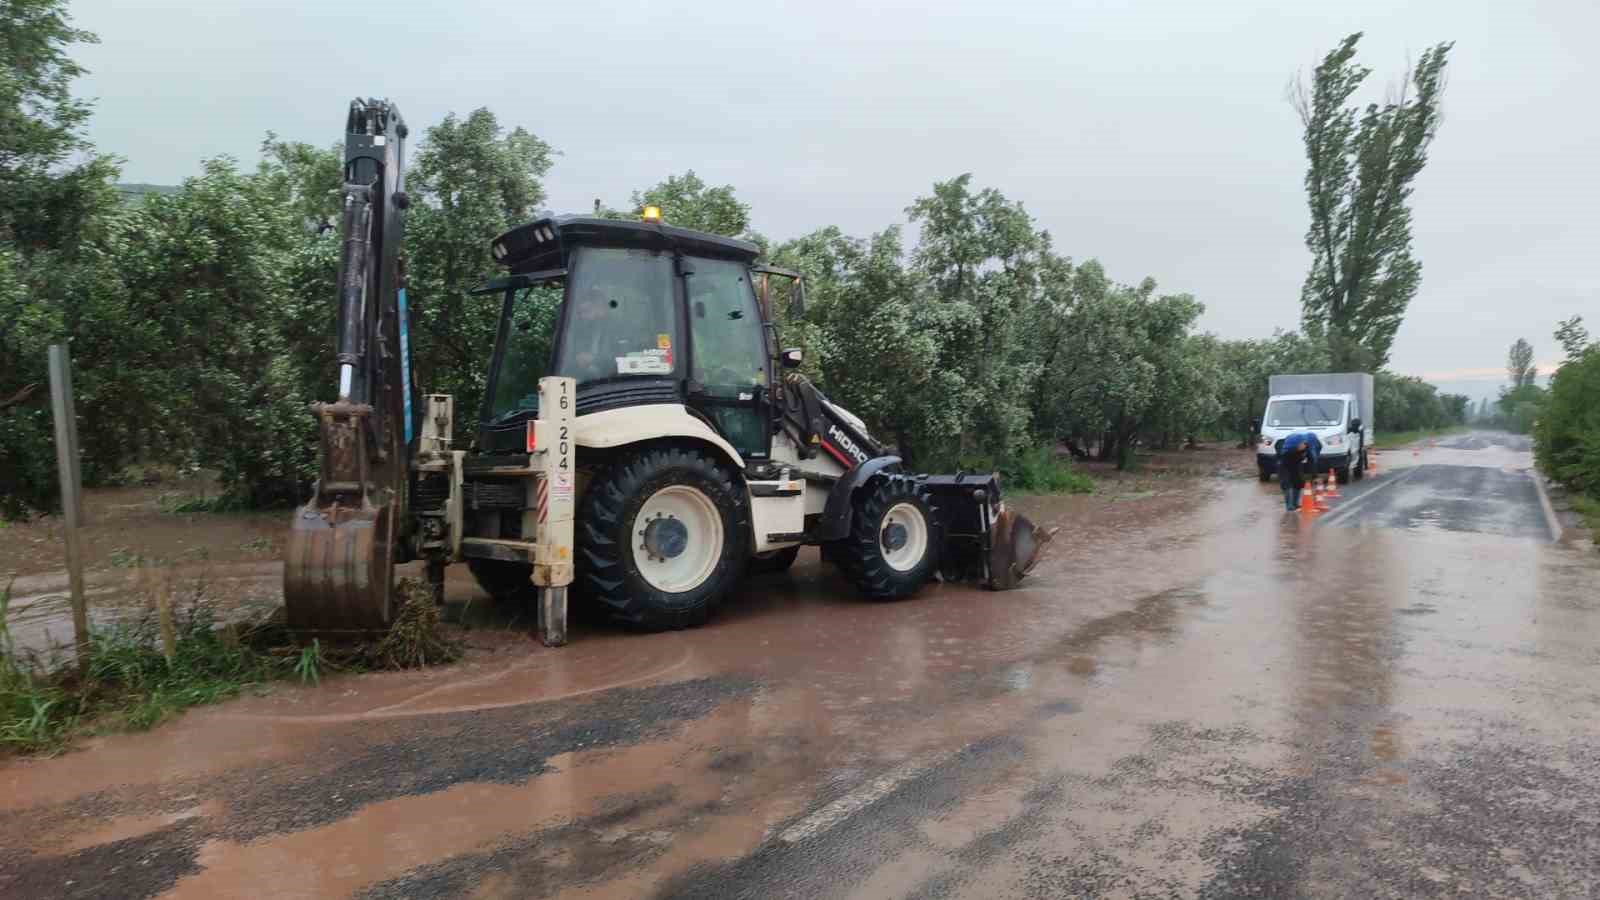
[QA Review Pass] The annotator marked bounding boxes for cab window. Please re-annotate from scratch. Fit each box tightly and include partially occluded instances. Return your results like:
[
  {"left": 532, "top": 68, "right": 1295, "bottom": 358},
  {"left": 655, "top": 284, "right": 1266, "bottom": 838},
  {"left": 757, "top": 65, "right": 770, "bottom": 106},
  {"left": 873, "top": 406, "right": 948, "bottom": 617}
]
[
  {"left": 687, "top": 258, "right": 767, "bottom": 398},
  {"left": 557, "top": 247, "right": 677, "bottom": 384}
]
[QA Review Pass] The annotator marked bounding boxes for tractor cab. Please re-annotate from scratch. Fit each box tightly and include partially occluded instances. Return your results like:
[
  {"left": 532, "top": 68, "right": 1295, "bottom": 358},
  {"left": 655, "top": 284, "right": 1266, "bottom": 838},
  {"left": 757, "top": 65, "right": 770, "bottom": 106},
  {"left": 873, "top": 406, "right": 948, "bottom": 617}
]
[{"left": 477, "top": 214, "right": 801, "bottom": 462}]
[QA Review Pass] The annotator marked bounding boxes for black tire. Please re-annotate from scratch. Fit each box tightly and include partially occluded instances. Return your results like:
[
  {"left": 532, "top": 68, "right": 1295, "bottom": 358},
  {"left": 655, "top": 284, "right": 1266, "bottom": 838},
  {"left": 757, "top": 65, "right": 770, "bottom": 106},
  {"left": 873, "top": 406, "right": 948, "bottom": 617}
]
[
  {"left": 1258, "top": 462, "right": 1273, "bottom": 483},
  {"left": 467, "top": 558, "right": 533, "bottom": 603},
  {"left": 1335, "top": 463, "right": 1351, "bottom": 485},
  {"left": 576, "top": 445, "right": 749, "bottom": 631},
  {"left": 833, "top": 475, "right": 942, "bottom": 600},
  {"left": 747, "top": 545, "right": 801, "bottom": 576}
]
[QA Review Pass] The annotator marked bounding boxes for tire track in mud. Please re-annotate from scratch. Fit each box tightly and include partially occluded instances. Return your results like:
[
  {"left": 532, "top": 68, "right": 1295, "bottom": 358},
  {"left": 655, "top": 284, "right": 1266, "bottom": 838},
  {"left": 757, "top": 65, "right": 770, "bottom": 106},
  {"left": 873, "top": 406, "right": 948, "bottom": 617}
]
[{"left": 0, "top": 676, "right": 756, "bottom": 898}]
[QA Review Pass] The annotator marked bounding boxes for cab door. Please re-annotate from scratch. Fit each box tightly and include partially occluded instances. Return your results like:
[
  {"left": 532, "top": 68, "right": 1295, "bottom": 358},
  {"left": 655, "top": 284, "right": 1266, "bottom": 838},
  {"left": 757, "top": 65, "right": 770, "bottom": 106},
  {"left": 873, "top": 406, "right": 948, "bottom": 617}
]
[{"left": 681, "top": 256, "right": 772, "bottom": 460}]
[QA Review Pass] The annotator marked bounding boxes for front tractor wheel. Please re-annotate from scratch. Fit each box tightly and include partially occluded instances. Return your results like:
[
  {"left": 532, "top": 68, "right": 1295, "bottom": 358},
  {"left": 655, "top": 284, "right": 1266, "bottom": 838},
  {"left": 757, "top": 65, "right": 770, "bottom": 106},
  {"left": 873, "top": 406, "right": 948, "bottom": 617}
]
[
  {"left": 834, "top": 475, "right": 943, "bottom": 600},
  {"left": 576, "top": 446, "right": 749, "bottom": 631}
]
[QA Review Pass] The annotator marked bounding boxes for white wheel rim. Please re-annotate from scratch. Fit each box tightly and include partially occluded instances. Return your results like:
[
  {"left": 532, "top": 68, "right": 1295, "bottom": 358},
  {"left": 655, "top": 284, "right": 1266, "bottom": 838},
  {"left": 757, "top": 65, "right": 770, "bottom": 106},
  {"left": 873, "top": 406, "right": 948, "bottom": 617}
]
[
  {"left": 631, "top": 485, "right": 724, "bottom": 593},
  {"left": 879, "top": 502, "right": 929, "bottom": 573}
]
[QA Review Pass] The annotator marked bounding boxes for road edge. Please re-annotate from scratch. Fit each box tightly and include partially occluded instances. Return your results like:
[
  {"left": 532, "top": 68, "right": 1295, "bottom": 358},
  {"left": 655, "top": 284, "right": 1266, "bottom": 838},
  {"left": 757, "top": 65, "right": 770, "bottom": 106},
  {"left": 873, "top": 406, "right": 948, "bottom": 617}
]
[{"left": 1530, "top": 470, "right": 1564, "bottom": 543}]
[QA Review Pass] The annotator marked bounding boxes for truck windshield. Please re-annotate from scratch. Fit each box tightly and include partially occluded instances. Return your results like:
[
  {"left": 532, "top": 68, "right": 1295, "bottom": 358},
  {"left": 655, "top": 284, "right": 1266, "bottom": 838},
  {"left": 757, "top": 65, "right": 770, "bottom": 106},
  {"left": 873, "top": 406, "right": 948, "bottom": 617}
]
[
  {"left": 1265, "top": 398, "right": 1344, "bottom": 428},
  {"left": 487, "top": 281, "right": 563, "bottom": 422}
]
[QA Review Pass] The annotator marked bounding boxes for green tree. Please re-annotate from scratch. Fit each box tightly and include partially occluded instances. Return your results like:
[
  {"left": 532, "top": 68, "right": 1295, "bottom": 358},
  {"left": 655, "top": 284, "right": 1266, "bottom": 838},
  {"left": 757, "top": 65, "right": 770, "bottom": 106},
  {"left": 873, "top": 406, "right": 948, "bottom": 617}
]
[
  {"left": 256, "top": 134, "right": 342, "bottom": 230},
  {"left": 1507, "top": 337, "right": 1537, "bottom": 388},
  {"left": 1534, "top": 318, "right": 1600, "bottom": 500},
  {"left": 906, "top": 174, "right": 1047, "bottom": 466},
  {"left": 630, "top": 170, "right": 751, "bottom": 238},
  {"left": 0, "top": 0, "right": 122, "bottom": 517},
  {"left": 0, "top": 0, "right": 119, "bottom": 253},
  {"left": 405, "top": 109, "right": 555, "bottom": 433},
  {"left": 1294, "top": 33, "right": 1452, "bottom": 369},
  {"left": 1554, "top": 315, "right": 1591, "bottom": 362},
  {"left": 104, "top": 159, "right": 316, "bottom": 503}
]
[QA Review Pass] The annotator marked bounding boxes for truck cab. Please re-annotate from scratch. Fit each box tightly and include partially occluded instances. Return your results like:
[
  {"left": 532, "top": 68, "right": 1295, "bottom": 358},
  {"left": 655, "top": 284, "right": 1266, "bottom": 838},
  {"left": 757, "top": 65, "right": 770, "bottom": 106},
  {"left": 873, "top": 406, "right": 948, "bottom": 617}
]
[{"left": 1257, "top": 393, "right": 1367, "bottom": 483}]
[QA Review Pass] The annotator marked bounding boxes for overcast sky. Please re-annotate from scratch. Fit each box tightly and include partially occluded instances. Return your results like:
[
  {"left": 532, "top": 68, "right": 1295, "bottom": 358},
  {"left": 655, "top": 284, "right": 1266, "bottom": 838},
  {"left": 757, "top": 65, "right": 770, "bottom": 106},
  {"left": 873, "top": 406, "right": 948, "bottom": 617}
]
[{"left": 74, "top": 0, "right": 1596, "bottom": 401}]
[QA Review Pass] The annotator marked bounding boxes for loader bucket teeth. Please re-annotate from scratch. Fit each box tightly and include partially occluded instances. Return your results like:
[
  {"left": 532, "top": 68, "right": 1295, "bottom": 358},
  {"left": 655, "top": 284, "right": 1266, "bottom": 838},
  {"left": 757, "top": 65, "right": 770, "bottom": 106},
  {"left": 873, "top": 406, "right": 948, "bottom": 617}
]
[
  {"left": 283, "top": 500, "right": 394, "bottom": 634},
  {"left": 986, "top": 509, "right": 1057, "bottom": 590}
]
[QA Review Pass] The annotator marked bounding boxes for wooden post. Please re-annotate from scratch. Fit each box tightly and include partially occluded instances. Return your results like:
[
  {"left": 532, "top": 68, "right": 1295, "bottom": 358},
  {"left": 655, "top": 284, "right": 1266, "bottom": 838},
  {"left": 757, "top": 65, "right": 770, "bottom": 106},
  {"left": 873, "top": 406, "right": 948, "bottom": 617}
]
[{"left": 48, "top": 345, "right": 90, "bottom": 672}]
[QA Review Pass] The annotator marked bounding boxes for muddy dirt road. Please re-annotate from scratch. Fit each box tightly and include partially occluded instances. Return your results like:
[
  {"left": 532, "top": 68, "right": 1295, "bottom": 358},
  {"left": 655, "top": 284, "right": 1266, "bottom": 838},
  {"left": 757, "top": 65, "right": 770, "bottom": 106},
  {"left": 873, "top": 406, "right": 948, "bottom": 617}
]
[{"left": 3, "top": 433, "right": 1597, "bottom": 898}]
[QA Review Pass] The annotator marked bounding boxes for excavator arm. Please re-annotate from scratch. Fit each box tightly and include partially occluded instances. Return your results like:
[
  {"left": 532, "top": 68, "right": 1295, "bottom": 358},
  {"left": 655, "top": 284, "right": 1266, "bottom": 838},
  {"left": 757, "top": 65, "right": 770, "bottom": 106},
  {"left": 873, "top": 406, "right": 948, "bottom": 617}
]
[{"left": 284, "top": 99, "right": 417, "bottom": 632}]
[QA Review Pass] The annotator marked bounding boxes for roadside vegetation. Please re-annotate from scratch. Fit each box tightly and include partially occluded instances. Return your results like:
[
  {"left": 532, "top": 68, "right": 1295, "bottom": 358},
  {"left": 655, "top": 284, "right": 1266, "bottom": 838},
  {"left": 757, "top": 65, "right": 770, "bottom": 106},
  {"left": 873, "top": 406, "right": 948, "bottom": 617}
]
[
  {"left": 0, "top": 578, "right": 457, "bottom": 755},
  {"left": 1530, "top": 319, "right": 1600, "bottom": 546},
  {"left": 0, "top": 9, "right": 1478, "bottom": 527}
]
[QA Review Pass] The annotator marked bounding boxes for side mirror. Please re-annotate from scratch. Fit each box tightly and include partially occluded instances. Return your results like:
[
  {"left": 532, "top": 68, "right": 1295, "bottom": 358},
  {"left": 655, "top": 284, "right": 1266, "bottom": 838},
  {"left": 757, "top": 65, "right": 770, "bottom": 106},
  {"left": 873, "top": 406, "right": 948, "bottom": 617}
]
[
  {"left": 1349, "top": 417, "right": 1362, "bottom": 433},
  {"left": 781, "top": 348, "right": 803, "bottom": 369}
]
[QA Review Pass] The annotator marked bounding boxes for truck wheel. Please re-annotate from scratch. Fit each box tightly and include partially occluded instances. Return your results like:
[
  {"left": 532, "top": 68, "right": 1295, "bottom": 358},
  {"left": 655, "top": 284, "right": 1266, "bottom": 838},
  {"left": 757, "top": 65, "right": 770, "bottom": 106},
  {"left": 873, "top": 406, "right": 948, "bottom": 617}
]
[
  {"left": 1258, "top": 461, "right": 1273, "bottom": 482},
  {"left": 576, "top": 446, "right": 748, "bottom": 631},
  {"left": 748, "top": 546, "right": 801, "bottom": 575},
  {"left": 467, "top": 558, "right": 533, "bottom": 603},
  {"left": 1336, "top": 463, "right": 1351, "bottom": 485},
  {"left": 834, "top": 475, "right": 942, "bottom": 600}
]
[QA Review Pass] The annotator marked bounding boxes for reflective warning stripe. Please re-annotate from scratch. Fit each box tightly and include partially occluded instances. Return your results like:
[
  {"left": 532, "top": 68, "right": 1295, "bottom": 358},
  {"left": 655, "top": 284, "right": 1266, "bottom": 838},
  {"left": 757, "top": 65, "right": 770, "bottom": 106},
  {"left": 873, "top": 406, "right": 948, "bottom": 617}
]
[{"left": 537, "top": 477, "right": 549, "bottom": 524}]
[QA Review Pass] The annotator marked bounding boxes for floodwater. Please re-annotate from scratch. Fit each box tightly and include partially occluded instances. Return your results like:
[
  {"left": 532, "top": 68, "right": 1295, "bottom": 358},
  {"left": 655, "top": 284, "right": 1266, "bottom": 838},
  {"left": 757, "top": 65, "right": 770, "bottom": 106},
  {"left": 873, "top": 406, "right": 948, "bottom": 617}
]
[{"left": 3, "top": 432, "right": 1598, "bottom": 898}]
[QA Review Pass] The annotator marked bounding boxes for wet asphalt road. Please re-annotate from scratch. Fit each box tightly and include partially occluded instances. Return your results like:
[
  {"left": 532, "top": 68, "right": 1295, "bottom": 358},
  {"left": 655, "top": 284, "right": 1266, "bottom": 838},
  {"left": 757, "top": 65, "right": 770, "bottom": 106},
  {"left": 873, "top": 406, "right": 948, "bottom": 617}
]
[{"left": 3, "top": 431, "right": 1597, "bottom": 898}]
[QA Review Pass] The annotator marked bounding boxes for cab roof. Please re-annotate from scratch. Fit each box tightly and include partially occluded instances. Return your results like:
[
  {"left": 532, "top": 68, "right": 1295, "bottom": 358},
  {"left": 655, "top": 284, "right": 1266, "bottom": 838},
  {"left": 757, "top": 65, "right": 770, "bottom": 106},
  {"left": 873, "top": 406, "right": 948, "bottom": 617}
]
[{"left": 491, "top": 215, "right": 760, "bottom": 275}]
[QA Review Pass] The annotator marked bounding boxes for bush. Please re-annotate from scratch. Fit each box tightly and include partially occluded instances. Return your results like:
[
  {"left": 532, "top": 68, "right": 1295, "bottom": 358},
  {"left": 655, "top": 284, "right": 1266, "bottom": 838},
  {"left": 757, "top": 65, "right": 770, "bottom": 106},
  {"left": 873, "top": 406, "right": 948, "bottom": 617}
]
[
  {"left": 961, "top": 445, "right": 1094, "bottom": 495},
  {"left": 1534, "top": 347, "right": 1600, "bottom": 499}
]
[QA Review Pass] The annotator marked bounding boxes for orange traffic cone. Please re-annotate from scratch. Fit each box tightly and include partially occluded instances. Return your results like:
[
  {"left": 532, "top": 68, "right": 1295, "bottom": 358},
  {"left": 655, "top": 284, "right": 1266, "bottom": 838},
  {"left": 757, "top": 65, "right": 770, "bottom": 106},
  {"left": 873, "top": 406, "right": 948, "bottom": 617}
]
[
  {"left": 1323, "top": 471, "right": 1340, "bottom": 498},
  {"left": 1368, "top": 452, "right": 1379, "bottom": 475},
  {"left": 1299, "top": 481, "right": 1319, "bottom": 514}
]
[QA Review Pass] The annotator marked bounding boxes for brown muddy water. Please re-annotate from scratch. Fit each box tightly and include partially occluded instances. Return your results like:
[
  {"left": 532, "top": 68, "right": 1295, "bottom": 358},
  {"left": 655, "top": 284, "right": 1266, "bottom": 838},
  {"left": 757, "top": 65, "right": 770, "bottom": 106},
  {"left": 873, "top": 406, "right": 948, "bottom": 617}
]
[{"left": 5, "top": 435, "right": 1595, "bottom": 898}]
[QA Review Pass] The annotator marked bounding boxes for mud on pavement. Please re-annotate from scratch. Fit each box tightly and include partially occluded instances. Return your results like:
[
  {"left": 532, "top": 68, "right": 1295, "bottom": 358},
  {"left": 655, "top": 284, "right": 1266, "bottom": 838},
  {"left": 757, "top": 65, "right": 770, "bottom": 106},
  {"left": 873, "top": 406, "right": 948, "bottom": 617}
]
[{"left": 5, "top": 438, "right": 1598, "bottom": 898}]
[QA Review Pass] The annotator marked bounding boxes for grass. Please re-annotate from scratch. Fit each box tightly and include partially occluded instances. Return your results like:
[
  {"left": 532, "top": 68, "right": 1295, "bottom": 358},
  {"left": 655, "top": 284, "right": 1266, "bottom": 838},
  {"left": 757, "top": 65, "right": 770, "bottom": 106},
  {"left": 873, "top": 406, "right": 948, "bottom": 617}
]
[
  {"left": 1374, "top": 425, "right": 1470, "bottom": 450},
  {"left": 961, "top": 446, "right": 1095, "bottom": 495},
  {"left": 0, "top": 577, "right": 459, "bottom": 756},
  {"left": 1570, "top": 493, "right": 1600, "bottom": 549}
]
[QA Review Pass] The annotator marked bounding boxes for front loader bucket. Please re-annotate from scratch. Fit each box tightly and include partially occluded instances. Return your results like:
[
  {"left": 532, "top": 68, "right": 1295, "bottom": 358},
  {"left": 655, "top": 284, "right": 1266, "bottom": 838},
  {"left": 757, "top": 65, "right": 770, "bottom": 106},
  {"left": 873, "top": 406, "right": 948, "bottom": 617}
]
[
  {"left": 985, "top": 507, "right": 1057, "bottom": 591},
  {"left": 284, "top": 499, "right": 394, "bottom": 634}
]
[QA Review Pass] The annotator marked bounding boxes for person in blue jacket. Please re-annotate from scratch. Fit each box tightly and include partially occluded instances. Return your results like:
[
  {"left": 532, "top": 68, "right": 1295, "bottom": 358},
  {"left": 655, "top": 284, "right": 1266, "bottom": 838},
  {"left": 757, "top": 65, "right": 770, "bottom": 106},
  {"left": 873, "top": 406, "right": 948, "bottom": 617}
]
[{"left": 1278, "top": 432, "right": 1322, "bottom": 511}]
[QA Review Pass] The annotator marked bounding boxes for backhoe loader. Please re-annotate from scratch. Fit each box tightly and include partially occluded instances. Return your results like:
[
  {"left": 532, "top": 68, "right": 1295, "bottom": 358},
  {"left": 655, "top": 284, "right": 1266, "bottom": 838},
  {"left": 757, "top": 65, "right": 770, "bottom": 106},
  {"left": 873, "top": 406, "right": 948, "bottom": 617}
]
[{"left": 284, "top": 98, "right": 1053, "bottom": 644}]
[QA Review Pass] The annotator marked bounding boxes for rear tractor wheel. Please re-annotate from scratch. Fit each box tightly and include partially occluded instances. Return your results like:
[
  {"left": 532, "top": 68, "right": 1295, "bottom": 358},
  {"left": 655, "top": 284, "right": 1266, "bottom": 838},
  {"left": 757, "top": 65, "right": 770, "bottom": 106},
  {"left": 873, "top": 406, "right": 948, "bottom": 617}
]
[
  {"left": 576, "top": 446, "right": 749, "bottom": 630},
  {"left": 833, "top": 475, "right": 943, "bottom": 600}
]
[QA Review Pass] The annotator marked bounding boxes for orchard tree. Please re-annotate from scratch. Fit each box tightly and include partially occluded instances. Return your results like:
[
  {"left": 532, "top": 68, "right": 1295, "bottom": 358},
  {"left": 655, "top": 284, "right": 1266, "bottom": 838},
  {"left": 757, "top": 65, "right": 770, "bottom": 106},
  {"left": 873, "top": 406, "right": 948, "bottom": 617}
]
[
  {"left": 907, "top": 174, "right": 1047, "bottom": 465},
  {"left": 630, "top": 171, "right": 751, "bottom": 238},
  {"left": 405, "top": 109, "right": 555, "bottom": 433},
  {"left": 0, "top": 0, "right": 119, "bottom": 253},
  {"left": 1294, "top": 33, "right": 1452, "bottom": 369},
  {"left": 1, "top": 0, "right": 121, "bottom": 516}
]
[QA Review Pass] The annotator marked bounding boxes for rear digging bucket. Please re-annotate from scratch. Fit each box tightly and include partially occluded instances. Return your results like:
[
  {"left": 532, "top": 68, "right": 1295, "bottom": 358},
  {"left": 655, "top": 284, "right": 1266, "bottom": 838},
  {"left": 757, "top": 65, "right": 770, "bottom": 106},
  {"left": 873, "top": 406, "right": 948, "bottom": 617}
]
[{"left": 284, "top": 500, "right": 394, "bottom": 634}]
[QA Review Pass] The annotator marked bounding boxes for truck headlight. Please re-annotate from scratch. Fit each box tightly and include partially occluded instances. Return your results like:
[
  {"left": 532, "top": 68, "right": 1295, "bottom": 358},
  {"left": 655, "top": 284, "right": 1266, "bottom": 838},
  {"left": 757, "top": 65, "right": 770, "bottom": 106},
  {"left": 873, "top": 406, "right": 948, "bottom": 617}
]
[
  {"left": 1326, "top": 434, "right": 1343, "bottom": 447},
  {"left": 1260, "top": 436, "right": 1273, "bottom": 447}
]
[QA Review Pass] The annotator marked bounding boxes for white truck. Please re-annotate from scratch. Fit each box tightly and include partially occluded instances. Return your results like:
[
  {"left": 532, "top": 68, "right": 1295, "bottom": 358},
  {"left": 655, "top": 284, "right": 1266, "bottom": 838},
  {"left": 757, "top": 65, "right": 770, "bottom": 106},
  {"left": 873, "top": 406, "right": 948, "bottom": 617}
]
[{"left": 1256, "top": 373, "right": 1374, "bottom": 484}]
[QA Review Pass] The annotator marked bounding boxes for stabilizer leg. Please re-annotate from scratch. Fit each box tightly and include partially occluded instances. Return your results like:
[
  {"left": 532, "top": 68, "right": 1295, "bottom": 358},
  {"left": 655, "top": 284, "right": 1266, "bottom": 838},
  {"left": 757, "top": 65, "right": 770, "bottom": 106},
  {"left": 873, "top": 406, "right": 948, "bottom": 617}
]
[{"left": 540, "top": 586, "right": 568, "bottom": 647}]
